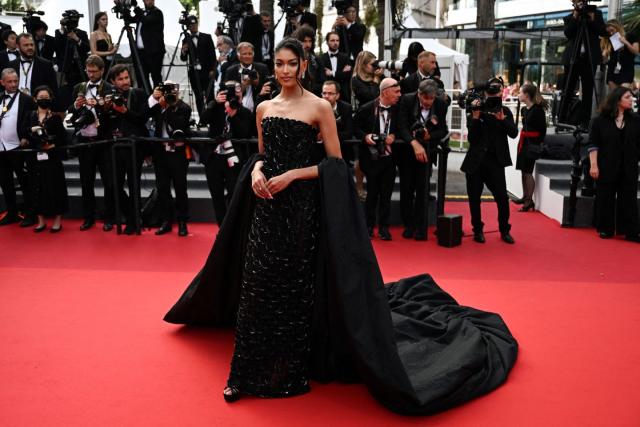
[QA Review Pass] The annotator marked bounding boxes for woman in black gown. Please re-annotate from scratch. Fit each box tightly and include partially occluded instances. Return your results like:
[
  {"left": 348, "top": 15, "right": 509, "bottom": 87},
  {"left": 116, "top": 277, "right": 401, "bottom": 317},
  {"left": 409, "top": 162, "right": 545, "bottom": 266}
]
[
  {"left": 165, "top": 39, "right": 518, "bottom": 415},
  {"left": 26, "top": 86, "right": 68, "bottom": 233},
  {"left": 90, "top": 12, "right": 117, "bottom": 72}
]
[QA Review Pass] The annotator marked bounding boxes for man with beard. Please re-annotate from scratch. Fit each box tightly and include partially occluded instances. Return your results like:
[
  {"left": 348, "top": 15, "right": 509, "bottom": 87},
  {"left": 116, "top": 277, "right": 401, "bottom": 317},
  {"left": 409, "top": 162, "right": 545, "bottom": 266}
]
[{"left": 9, "top": 34, "right": 58, "bottom": 99}]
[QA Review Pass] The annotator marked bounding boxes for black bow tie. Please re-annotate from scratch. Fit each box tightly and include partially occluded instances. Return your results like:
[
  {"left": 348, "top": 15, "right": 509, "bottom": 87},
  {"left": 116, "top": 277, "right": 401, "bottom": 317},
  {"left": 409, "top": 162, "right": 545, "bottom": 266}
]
[
  {"left": 329, "top": 53, "right": 338, "bottom": 58},
  {"left": 380, "top": 106, "right": 390, "bottom": 112},
  {"left": 8, "top": 50, "right": 17, "bottom": 54},
  {"left": 87, "top": 83, "right": 99, "bottom": 89},
  {"left": 21, "top": 60, "right": 32, "bottom": 64},
  {"left": 192, "top": 34, "right": 198, "bottom": 38}
]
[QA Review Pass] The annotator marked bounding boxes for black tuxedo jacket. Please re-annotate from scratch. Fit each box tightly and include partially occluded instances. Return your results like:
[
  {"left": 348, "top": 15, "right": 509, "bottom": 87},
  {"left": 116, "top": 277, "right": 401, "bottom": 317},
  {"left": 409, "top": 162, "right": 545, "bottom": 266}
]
[
  {"left": 562, "top": 10, "right": 607, "bottom": 66},
  {"left": 150, "top": 99, "right": 192, "bottom": 138},
  {"left": 68, "top": 80, "right": 115, "bottom": 138},
  {"left": 588, "top": 113, "right": 640, "bottom": 183},
  {"left": 284, "top": 12, "right": 318, "bottom": 36},
  {"left": 397, "top": 93, "right": 449, "bottom": 150},
  {"left": 54, "top": 29, "right": 90, "bottom": 77},
  {"left": 35, "top": 35, "right": 56, "bottom": 61},
  {"left": 253, "top": 30, "right": 275, "bottom": 66},
  {"left": 239, "top": 14, "right": 262, "bottom": 49},
  {"left": 354, "top": 99, "right": 399, "bottom": 162},
  {"left": 137, "top": 6, "right": 165, "bottom": 54},
  {"left": 0, "top": 50, "right": 19, "bottom": 71},
  {"left": 8, "top": 56, "right": 59, "bottom": 99},
  {"left": 2, "top": 92, "right": 37, "bottom": 141},
  {"left": 224, "top": 62, "right": 269, "bottom": 104},
  {"left": 111, "top": 87, "right": 150, "bottom": 137},
  {"left": 461, "top": 107, "right": 518, "bottom": 174},
  {"left": 334, "top": 100, "right": 353, "bottom": 143},
  {"left": 198, "top": 101, "right": 255, "bottom": 161},
  {"left": 180, "top": 31, "right": 216, "bottom": 78},
  {"left": 319, "top": 51, "right": 351, "bottom": 99},
  {"left": 400, "top": 72, "right": 444, "bottom": 95},
  {"left": 338, "top": 21, "right": 365, "bottom": 60}
]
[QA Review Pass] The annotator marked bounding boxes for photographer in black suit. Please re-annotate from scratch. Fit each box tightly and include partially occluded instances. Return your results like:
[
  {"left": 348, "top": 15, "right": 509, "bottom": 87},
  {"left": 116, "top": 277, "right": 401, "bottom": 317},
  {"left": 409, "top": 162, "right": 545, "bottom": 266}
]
[
  {"left": 255, "top": 12, "right": 275, "bottom": 74},
  {"left": 461, "top": 78, "right": 518, "bottom": 244},
  {"left": 332, "top": 4, "right": 365, "bottom": 64},
  {"left": 224, "top": 42, "right": 269, "bottom": 113},
  {"left": 107, "top": 64, "right": 151, "bottom": 234},
  {"left": 559, "top": 0, "right": 607, "bottom": 127},
  {"left": 180, "top": 15, "right": 216, "bottom": 116},
  {"left": 319, "top": 31, "right": 352, "bottom": 102},
  {"left": 68, "top": 55, "right": 115, "bottom": 232},
  {"left": 9, "top": 34, "right": 58, "bottom": 99},
  {"left": 396, "top": 79, "right": 449, "bottom": 241},
  {"left": 135, "top": 0, "right": 165, "bottom": 88},
  {"left": 354, "top": 78, "right": 401, "bottom": 241},
  {"left": 284, "top": 3, "right": 317, "bottom": 37},
  {"left": 148, "top": 81, "right": 192, "bottom": 236},
  {"left": 0, "top": 68, "right": 37, "bottom": 226},
  {"left": 54, "top": 11, "right": 90, "bottom": 109},
  {"left": 33, "top": 21, "right": 56, "bottom": 62},
  {"left": 199, "top": 81, "right": 255, "bottom": 224},
  {"left": 320, "top": 80, "right": 353, "bottom": 164}
]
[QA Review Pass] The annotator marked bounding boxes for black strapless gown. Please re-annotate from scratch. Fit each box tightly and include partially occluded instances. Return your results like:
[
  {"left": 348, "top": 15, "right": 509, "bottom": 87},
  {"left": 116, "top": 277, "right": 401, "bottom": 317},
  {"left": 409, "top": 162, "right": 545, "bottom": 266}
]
[{"left": 164, "top": 117, "right": 518, "bottom": 415}]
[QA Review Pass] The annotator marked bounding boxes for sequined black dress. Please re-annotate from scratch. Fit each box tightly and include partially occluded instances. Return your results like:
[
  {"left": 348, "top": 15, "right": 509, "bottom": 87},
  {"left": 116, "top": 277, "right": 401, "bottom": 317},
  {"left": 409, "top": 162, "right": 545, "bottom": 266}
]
[{"left": 227, "top": 117, "right": 320, "bottom": 397}]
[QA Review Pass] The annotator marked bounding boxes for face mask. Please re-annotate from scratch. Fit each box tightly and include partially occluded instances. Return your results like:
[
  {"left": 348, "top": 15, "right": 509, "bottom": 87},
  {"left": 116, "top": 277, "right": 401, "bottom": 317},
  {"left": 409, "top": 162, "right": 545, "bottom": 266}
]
[{"left": 36, "top": 98, "right": 52, "bottom": 109}]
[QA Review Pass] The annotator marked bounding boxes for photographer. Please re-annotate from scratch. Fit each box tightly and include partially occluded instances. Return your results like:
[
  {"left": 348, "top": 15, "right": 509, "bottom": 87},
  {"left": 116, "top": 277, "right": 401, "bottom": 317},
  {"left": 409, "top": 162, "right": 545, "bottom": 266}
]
[
  {"left": 224, "top": 42, "right": 268, "bottom": 113},
  {"left": 25, "top": 86, "right": 68, "bottom": 233},
  {"left": 0, "top": 68, "right": 37, "bottom": 227},
  {"left": 54, "top": 10, "right": 90, "bottom": 108},
  {"left": 68, "top": 55, "right": 115, "bottom": 232},
  {"left": 0, "top": 30, "right": 19, "bottom": 71},
  {"left": 559, "top": 0, "right": 607, "bottom": 128},
  {"left": 283, "top": 1, "right": 317, "bottom": 37},
  {"left": 352, "top": 51, "right": 383, "bottom": 107},
  {"left": 180, "top": 15, "right": 216, "bottom": 116},
  {"left": 9, "top": 34, "right": 58, "bottom": 99},
  {"left": 400, "top": 51, "right": 443, "bottom": 95},
  {"left": 32, "top": 20, "right": 56, "bottom": 62},
  {"left": 354, "top": 78, "right": 401, "bottom": 241},
  {"left": 396, "top": 79, "right": 449, "bottom": 241},
  {"left": 255, "top": 12, "right": 275, "bottom": 74},
  {"left": 148, "top": 81, "right": 192, "bottom": 237},
  {"left": 212, "top": 35, "right": 238, "bottom": 99},
  {"left": 292, "top": 25, "right": 324, "bottom": 96},
  {"left": 320, "top": 80, "right": 353, "bottom": 164},
  {"left": 108, "top": 64, "right": 151, "bottom": 234},
  {"left": 319, "top": 31, "right": 352, "bottom": 101},
  {"left": 460, "top": 78, "right": 518, "bottom": 244},
  {"left": 332, "top": 4, "right": 365, "bottom": 64},
  {"left": 135, "top": 0, "right": 165, "bottom": 88},
  {"left": 199, "top": 81, "right": 255, "bottom": 224}
]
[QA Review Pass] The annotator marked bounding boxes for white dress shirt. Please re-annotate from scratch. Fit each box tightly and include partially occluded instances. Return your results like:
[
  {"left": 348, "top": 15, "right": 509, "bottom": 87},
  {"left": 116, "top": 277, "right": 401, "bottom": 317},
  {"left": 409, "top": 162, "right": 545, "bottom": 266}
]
[
  {"left": 18, "top": 57, "right": 34, "bottom": 95},
  {"left": 0, "top": 92, "right": 21, "bottom": 151}
]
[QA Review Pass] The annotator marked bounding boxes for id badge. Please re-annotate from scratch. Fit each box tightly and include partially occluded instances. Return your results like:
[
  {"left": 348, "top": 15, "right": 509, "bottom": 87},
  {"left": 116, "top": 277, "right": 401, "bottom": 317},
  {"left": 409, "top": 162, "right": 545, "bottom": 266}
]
[
  {"left": 36, "top": 152, "right": 49, "bottom": 161},
  {"left": 165, "top": 143, "right": 175, "bottom": 152}
]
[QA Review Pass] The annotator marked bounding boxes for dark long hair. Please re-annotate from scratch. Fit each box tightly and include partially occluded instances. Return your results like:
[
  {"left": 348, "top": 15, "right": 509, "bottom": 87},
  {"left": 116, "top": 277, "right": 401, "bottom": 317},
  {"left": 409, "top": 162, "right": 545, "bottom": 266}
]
[
  {"left": 93, "top": 12, "right": 107, "bottom": 31},
  {"left": 598, "top": 86, "right": 633, "bottom": 119},
  {"left": 274, "top": 37, "right": 307, "bottom": 95},
  {"left": 521, "top": 83, "right": 549, "bottom": 111}
]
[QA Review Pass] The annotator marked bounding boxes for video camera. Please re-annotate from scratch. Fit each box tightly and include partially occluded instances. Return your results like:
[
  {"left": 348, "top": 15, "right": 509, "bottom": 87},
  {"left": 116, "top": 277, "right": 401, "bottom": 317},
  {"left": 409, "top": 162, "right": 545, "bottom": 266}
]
[
  {"left": 158, "top": 82, "right": 180, "bottom": 105},
  {"left": 458, "top": 77, "right": 504, "bottom": 114},
  {"left": 332, "top": 0, "right": 353, "bottom": 16},
  {"left": 278, "top": 0, "right": 311, "bottom": 18},
  {"left": 60, "top": 9, "right": 83, "bottom": 34},
  {"left": 112, "top": 0, "right": 143, "bottom": 26},
  {"left": 218, "top": 0, "right": 253, "bottom": 21},
  {"left": 23, "top": 9, "right": 45, "bottom": 34},
  {"left": 179, "top": 10, "right": 198, "bottom": 28}
]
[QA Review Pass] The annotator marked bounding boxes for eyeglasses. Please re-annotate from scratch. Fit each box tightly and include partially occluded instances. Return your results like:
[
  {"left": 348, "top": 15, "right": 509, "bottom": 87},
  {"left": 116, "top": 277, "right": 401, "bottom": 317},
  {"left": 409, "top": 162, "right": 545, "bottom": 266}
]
[{"left": 321, "top": 92, "right": 337, "bottom": 96}]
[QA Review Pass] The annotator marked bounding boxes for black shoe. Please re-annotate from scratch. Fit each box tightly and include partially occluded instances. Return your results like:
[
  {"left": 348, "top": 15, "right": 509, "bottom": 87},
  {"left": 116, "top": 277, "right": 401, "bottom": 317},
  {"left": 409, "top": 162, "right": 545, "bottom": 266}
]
[
  {"left": 19, "top": 216, "right": 37, "bottom": 228},
  {"left": 123, "top": 224, "right": 136, "bottom": 235},
  {"left": 80, "top": 219, "right": 95, "bottom": 231},
  {"left": 367, "top": 226, "right": 374, "bottom": 238},
  {"left": 33, "top": 224, "right": 47, "bottom": 233},
  {"left": 599, "top": 231, "right": 614, "bottom": 239},
  {"left": 501, "top": 232, "right": 515, "bottom": 244},
  {"left": 580, "top": 186, "right": 595, "bottom": 197},
  {"left": 512, "top": 198, "right": 525, "bottom": 205},
  {"left": 50, "top": 225, "right": 62, "bottom": 233},
  {"left": 178, "top": 221, "right": 188, "bottom": 237},
  {"left": 379, "top": 226, "right": 392, "bottom": 241},
  {"left": 155, "top": 222, "right": 172, "bottom": 235},
  {"left": 473, "top": 231, "right": 486, "bottom": 243},
  {"left": 519, "top": 201, "right": 535, "bottom": 212},
  {"left": 414, "top": 229, "right": 427, "bottom": 241},
  {"left": 223, "top": 386, "right": 241, "bottom": 403},
  {"left": 428, "top": 194, "right": 436, "bottom": 201},
  {"left": 0, "top": 212, "right": 20, "bottom": 226},
  {"left": 103, "top": 222, "right": 114, "bottom": 232},
  {"left": 624, "top": 234, "right": 640, "bottom": 243},
  {"left": 402, "top": 228, "right": 414, "bottom": 239}
]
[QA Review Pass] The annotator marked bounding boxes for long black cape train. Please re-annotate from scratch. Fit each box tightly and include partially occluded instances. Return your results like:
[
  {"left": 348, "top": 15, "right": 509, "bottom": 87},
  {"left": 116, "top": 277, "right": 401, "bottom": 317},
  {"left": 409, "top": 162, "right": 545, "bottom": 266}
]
[{"left": 164, "top": 155, "right": 518, "bottom": 415}]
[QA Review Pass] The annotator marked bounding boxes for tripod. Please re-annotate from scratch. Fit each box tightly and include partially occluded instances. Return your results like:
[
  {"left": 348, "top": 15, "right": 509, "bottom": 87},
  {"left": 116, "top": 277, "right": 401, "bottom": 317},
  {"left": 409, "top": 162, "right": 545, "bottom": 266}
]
[
  {"left": 58, "top": 33, "right": 87, "bottom": 88},
  {"left": 165, "top": 29, "right": 205, "bottom": 117},
  {"left": 108, "top": 24, "right": 151, "bottom": 95}
]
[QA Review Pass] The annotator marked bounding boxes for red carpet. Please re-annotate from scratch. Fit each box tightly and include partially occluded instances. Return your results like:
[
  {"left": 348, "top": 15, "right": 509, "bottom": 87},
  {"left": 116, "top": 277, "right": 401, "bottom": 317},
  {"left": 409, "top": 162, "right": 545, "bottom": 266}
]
[{"left": 1, "top": 203, "right": 639, "bottom": 426}]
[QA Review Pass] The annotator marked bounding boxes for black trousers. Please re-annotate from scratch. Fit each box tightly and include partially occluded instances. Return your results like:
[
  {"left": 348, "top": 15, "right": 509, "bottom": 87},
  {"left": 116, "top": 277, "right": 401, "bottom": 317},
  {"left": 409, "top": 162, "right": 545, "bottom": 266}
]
[
  {"left": 465, "top": 154, "right": 511, "bottom": 234},
  {"left": 188, "top": 70, "right": 209, "bottom": 117},
  {"left": 204, "top": 153, "right": 241, "bottom": 224},
  {"left": 154, "top": 146, "right": 189, "bottom": 223},
  {"left": 595, "top": 175, "right": 639, "bottom": 236},
  {"left": 560, "top": 58, "right": 597, "bottom": 126},
  {"left": 397, "top": 150, "right": 431, "bottom": 231},
  {"left": 78, "top": 143, "right": 115, "bottom": 222},
  {"left": 140, "top": 50, "right": 164, "bottom": 88},
  {"left": 361, "top": 156, "right": 396, "bottom": 228},
  {"left": 115, "top": 146, "right": 144, "bottom": 226},
  {"left": 0, "top": 150, "right": 31, "bottom": 216}
]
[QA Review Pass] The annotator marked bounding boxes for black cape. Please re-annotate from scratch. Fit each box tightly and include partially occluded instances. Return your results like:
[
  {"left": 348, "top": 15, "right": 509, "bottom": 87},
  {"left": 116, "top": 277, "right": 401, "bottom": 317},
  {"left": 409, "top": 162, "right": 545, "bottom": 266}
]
[{"left": 164, "top": 155, "right": 518, "bottom": 415}]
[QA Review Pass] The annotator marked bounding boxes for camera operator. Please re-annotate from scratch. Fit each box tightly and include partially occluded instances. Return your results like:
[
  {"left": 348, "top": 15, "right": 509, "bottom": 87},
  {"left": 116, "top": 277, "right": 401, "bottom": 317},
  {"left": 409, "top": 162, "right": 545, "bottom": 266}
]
[
  {"left": 255, "top": 12, "right": 275, "bottom": 74},
  {"left": 320, "top": 80, "right": 353, "bottom": 164},
  {"left": 9, "top": 34, "right": 58, "bottom": 99},
  {"left": 135, "top": 0, "right": 166, "bottom": 88},
  {"left": 559, "top": 0, "right": 607, "bottom": 128},
  {"left": 401, "top": 51, "right": 443, "bottom": 95},
  {"left": 460, "top": 78, "right": 518, "bottom": 245},
  {"left": 32, "top": 20, "right": 56, "bottom": 62},
  {"left": 180, "top": 15, "right": 216, "bottom": 117},
  {"left": 107, "top": 64, "right": 151, "bottom": 234},
  {"left": 354, "top": 78, "right": 401, "bottom": 241},
  {"left": 283, "top": 1, "right": 318, "bottom": 37},
  {"left": 199, "top": 80, "right": 255, "bottom": 224},
  {"left": 148, "top": 81, "right": 192, "bottom": 237},
  {"left": 0, "top": 68, "right": 37, "bottom": 227},
  {"left": 0, "top": 30, "right": 19, "bottom": 71},
  {"left": 332, "top": 4, "right": 365, "bottom": 64},
  {"left": 68, "top": 55, "right": 116, "bottom": 232},
  {"left": 224, "top": 42, "right": 268, "bottom": 113},
  {"left": 319, "top": 31, "right": 352, "bottom": 101},
  {"left": 292, "top": 25, "right": 324, "bottom": 96},
  {"left": 396, "top": 79, "right": 449, "bottom": 241},
  {"left": 54, "top": 10, "right": 90, "bottom": 108}
]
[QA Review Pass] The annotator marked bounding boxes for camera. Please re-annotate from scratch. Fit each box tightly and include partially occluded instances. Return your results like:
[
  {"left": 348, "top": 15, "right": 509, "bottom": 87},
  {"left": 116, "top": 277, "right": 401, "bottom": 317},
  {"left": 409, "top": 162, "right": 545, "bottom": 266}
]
[
  {"left": 458, "top": 78, "right": 504, "bottom": 113},
  {"left": 410, "top": 118, "right": 437, "bottom": 143},
  {"left": 241, "top": 67, "right": 259, "bottom": 81},
  {"left": 218, "top": 0, "right": 253, "bottom": 20},
  {"left": 224, "top": 83, "right": 241, "bottom": 109},
  {"left": 278, "top": 0, "right": 310, "bottom": 18},
  {"left": 60, "top": 9, "right": 83, "bottom": 34},
  {"left": 158, "top": 82, "right": 180, "bottom": 105},
  {"left": 105, "top": 89, "right": 126, "bottom": 108},
  {"left": 372, "top": 60, "right": 404, "bottom": 72},
  {"left": 332, "top": 0, "right": 353, "bottom": 16},
  {"left": 31, "top": 125, "right": 55, "bottom": 149},
  {"left": 23, "top": 9, "right": 45, "bottom": 34},
  {"left": 112, "top": 0, "right": 142, "bottom": 25},
  {"left": 68, "top": 106, "right": 97, "bottom": 128},
  {"left": 369, "top": 133, "right": 387, "bottom": 159}
]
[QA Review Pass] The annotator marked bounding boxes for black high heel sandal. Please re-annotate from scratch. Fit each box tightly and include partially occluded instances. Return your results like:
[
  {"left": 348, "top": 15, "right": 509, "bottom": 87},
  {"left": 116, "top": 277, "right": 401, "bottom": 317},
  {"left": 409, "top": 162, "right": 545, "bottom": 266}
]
[
  {"left": 519, "top": 202, "right": 535, "bottom": 212},
  {"left": 223, "top": 386, "right": 241, "bottom": 403}
]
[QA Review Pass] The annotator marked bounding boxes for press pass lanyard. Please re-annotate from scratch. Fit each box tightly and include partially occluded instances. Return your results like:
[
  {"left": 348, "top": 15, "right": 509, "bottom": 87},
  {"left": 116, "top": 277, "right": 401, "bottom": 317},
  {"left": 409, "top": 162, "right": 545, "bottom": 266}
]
[{"left": 1, "top": 93, "right": 18, "bottom": 116}]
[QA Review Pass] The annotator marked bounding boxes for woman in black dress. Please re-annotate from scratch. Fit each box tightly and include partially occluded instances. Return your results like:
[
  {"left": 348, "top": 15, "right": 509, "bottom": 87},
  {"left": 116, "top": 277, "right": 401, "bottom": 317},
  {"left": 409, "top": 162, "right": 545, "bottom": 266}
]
[
  {"left": 165, "top": 39, "right": 518, "bottom": 415},
  {"left": 601, "top": 20, "right": 639, "bottom": 90},
  {"left": 351, "top": 51, "right": 383, "bottom": 108},
  {"left": 90, "top": 12, "right": 117, "bottom": 72},
  {"left": 27, "top": 86, "right": 68, "bottom": 233},
  {"left": 515, "top": 83, "right": 548, "bottom": 211},
  {"left": 399, "top": 42, "right": 424, "bottom": 79},
  {"left": 588, "top": 87, "right": 640, "bottom": 242}
]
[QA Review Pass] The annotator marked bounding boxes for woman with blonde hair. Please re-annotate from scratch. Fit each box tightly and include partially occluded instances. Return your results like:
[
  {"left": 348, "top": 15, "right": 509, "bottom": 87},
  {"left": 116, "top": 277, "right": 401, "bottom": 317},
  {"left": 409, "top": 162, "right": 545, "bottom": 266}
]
[
  {"left": 90, "top": 12, "right": 118, "bottom": 71},
  {"left": 601, "top": 19, "right": 639, "bottom": 90},
  {"left": 351, "top": 51, "right": 384, "bottom": 107}
]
